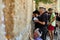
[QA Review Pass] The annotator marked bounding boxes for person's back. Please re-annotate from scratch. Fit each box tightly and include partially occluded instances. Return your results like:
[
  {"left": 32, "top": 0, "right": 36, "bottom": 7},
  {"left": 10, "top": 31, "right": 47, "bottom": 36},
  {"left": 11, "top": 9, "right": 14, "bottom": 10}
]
[{"left": 37, "top": 13, "right": 48, "bottom": 28}]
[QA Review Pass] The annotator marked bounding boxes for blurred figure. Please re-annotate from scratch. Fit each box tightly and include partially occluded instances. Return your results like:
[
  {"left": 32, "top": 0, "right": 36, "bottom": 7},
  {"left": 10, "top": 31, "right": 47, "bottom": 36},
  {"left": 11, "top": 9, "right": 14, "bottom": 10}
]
[
  {"left": 55, "top": 12, "right": 60, "bottom": 21},
  {"left": 33, "top": 10, "right": 39, "bottom": 29},
  {"left": 34, "top": 28, "right": 42, "bottom": 40},
  {"left": 34, "top": 7, "right": 48, "bottom": 40},
  {"left": 48, "top": 8, "right": 56, "bottom": 40},
  {"left": 33, "top": 10, "right": 39, "bottom": 18}
]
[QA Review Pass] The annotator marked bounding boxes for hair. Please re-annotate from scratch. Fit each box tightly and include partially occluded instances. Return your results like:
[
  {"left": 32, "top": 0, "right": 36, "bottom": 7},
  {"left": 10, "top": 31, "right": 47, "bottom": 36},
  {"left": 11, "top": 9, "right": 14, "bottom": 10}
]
[
  {"left": 48, "top": 8, "right": 53, "bottom": 11},
  {"left": 55, "top": 12, "right": 58, "bottom": 16},
  {"left": 33, "top": 10, "right": 39, "bottom": 14}
]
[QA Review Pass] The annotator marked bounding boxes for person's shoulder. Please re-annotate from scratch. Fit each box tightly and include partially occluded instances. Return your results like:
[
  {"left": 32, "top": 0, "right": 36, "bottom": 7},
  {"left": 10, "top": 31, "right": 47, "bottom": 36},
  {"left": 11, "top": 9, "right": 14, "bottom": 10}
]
[
  {"left": 43, "top": 13, "right": 48, "bottom": 16},
  {"left": 37, "top": 15, "right": 40, "bottom": 17},
  {"left": 52, "top": 12, "right": 56, "bottom": 16}
]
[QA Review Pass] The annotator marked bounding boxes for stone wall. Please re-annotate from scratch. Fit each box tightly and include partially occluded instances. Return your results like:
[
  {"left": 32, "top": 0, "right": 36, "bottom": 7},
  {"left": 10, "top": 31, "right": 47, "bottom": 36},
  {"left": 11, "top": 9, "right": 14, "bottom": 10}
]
[
  {"left": 57, "top": 0, "right": 60, "bottom": 13},
  {"left": 0, "top": 0, "right": 7, "bottom": 40},
  {"left": 0, "top": 0, "right": 33, "bottom": 40},
  {"left": 3, "top": 0, "right": 15, "bottom": 39},
  {"left": 13, "top": 0, "right": 33, "bottom": 40}
]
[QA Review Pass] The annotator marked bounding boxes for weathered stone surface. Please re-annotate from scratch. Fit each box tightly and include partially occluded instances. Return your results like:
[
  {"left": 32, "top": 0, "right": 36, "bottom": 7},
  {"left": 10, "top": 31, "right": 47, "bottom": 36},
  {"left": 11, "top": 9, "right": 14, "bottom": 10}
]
[
  {"left": 57, "top": 0, "right": 60, "bottom": 13},
  {"left": 0, "top": 0, "right": 33, "bottom": 40},
  {"left": 3, "top": 0, "right": 15, "bottom": 39},
  {"left": 13, "top": 0, "right": 33, "bottom": 40},
  {"left": 0, "top": 0, "right": 7, "bottom": 40}
]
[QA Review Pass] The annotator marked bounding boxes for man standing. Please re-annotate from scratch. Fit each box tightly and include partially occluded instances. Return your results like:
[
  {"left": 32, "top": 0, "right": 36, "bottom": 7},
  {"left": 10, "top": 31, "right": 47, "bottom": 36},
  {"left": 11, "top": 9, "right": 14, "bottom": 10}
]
[{"left": 34, "top": 7, "right": 48, "bottom": 40}]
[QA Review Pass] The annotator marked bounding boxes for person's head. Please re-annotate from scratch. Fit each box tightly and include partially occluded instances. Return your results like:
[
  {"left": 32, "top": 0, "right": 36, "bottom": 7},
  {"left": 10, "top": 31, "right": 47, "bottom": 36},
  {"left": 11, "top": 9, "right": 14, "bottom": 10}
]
[
  {"left": 34, "top": 32, "right": 39, "bottom": 38},
  {"left": 33, "top": 10, "right": 39, "bottom": 17},
  {"left": 48, "top": 8, "right": 53, "bottom": 14},
  {"left": 55, "top": 12, "right": 58, "bottom": 16},
  {"left": 34, "top": 28, "right": 39, "bottom": 38},
  {"left": 39, "top": 7, "right": 45, "bottom": 14}
]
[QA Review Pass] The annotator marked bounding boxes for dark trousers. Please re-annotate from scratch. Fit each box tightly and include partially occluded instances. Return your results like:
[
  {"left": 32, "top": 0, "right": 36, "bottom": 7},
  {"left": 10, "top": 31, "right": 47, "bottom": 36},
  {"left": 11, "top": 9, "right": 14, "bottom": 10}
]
[{"left": 40, "top": 27, "right": 47, "bottom": 40}]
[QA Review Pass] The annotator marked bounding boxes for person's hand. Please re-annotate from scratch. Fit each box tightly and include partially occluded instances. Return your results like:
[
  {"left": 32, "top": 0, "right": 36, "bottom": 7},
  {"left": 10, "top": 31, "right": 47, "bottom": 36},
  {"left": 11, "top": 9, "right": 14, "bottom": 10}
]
[
  {"left": 34, "top": 20, "right": 39, "bottom": 23},
  {"left": 49, "top": 22, "right": 51, "bottom": 25},
  {"left": 36, "top": 28, "right": 39, "bottom": 31}
]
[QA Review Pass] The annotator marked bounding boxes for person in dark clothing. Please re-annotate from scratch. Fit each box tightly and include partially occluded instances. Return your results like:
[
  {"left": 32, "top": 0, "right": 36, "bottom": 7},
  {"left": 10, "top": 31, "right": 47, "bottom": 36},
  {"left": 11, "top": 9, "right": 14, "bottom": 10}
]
[
  {"left": 33, "top": 10, "right": 39, "bottom": 29},
  {"left": 54, "top": 12, "right": 60, "bottom": 35},
  {"left": 34, "top": 7, "right": 48, "bottom": 40},
  {"left": 55, "top": 12, "right": 60, "bottom": 21}
]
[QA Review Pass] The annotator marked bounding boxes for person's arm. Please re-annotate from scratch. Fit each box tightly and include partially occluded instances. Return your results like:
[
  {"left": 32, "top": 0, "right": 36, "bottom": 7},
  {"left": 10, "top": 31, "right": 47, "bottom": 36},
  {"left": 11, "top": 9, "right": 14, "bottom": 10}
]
[
  {"left": 50, "top": 13, "right": 56, "bottom": 23},
  {"left": 34, "top": 14, "right": 47, "bottom": 25},
  {"left": 34, "top": 20, "right": 45, "bottom": 25},
  {"left": 49, "top": 16, "right": 56, "bottom": 25},
  {"left": 38, "top": 21, "right": 45, "bottom": 25},
  {"left": 50, "top": 16, "right": 56, "bottom": 23}
]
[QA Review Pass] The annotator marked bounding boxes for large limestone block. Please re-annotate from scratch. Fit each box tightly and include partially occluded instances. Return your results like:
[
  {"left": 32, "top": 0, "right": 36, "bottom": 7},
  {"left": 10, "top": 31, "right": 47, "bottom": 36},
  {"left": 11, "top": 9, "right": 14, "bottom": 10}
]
[
  {"left": 3, "top": 0, "right": 15, "bottom": 39},
  {"left": 13, "top": 0, "right": 33, "bottom": 40},
  {"left": 0, "top": 0, "right": 7, "bottom": 40}
]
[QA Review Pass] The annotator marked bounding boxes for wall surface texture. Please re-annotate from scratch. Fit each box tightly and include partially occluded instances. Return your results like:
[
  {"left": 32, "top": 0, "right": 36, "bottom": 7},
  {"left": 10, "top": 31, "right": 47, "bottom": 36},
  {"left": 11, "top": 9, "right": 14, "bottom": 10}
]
[{"left": 0, "top": 0, "right": 33, "bottom": 40}]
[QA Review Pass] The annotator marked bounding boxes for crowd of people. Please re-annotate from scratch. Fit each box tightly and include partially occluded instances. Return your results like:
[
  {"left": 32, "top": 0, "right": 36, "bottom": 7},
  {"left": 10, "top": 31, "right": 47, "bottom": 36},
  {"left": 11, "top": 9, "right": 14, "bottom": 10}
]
[{"left": 32, "top": 7, "right": 60, "bottom": 40}]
